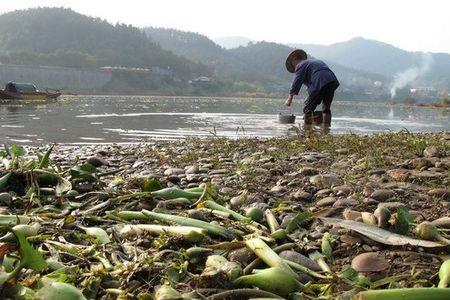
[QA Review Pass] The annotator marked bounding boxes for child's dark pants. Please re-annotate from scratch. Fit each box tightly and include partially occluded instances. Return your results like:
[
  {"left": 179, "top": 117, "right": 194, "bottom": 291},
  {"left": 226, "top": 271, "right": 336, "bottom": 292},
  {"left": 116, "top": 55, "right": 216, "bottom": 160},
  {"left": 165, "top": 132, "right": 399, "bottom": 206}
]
[{"left": 303, "top": 81, "right": 339, "bottom": 115}]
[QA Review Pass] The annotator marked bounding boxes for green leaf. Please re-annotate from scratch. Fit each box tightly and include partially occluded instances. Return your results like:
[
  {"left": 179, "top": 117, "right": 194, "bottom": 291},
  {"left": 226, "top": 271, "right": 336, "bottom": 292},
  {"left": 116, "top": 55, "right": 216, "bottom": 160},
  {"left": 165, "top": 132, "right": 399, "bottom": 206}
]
[
  {"left": 339, "top": 266, "right": 372, "bottom": 287},
  {"left": 79, "top": 163, "right": 96, "bottom": 173},
  {"left": 12, "top": 228, "right": 47, "bottom": 271},
  {"left": 141, "top": 178, "right": 162, "bottom": 192},
  {"left": 166, "top": 262, "right": 187, "bottom": 283},
  {"left": 10, "top": 145, "right": 26, "bottom": 158},
  {"left": 38, "top": 145, "right": 54, "bottom": 169},
  {"left": 70, "top": 163, "right": 97, "bottom": 182},
  {"left": 286, "top": 211, "right": 313, "bottom": 233},
  {"left": 394, "top": 206, "right": 414, "bottom": 235},
  {"left": 0, "top": 173, "right": 11, "bottom": 190},
  {"left": 35, "top": 282, "right": 87, "bottom": 300},
  {"left": 80, "top": 227, "right": 110, "bottom": 245}
]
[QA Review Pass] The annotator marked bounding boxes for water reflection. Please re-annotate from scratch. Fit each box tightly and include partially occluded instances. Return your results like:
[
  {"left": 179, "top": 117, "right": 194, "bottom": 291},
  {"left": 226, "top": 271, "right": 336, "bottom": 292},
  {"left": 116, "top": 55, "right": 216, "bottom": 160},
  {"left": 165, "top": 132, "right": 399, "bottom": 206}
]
[{"left": 0, "top": 95, "right": 448, "bottom": 144}]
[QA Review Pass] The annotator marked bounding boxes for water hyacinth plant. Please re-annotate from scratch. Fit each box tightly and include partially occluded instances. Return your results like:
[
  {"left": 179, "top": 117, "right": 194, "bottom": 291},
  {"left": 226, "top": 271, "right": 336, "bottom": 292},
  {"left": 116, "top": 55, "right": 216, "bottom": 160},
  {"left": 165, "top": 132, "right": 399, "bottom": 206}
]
[{"left": 0, "top": 132, "right": 447, "bottom": 298}]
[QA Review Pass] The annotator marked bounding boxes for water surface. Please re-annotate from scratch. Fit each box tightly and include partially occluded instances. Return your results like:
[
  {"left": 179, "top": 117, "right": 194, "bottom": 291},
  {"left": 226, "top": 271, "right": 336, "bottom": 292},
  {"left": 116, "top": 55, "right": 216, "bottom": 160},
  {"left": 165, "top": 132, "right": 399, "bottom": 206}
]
[{"left": 0, "top": 95, "right": 448, "bottom": 144}]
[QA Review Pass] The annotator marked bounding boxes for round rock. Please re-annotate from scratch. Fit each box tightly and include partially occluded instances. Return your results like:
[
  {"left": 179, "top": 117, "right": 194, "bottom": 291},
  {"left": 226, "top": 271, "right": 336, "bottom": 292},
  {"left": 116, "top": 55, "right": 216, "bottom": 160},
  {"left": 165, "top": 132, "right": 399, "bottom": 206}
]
[
  {"left": 164, "top": 168, "right": 185, "bottom": 176},
  {"left": 370, "top": 189, "right": 395, "bottom": 201},
  {"left": 351, "top": 252, "right": 389, "bottom": 273},
  {"left": 87, "top": 156, "right": 109, "bottom": 167}
]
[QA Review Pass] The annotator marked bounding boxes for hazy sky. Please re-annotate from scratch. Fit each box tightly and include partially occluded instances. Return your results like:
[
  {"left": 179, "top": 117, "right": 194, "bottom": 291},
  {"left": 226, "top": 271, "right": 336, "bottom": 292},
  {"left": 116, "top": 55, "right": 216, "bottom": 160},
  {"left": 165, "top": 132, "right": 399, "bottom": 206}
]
[{"left": 1, "top": 0, "right": 449, "bottom": 53}]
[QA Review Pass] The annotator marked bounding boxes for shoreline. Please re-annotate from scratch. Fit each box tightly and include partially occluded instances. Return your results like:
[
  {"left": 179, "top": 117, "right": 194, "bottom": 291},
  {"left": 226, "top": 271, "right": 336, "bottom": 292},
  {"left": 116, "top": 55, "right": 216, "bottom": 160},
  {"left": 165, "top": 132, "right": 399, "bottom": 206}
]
[{"left": 1, "top": 131, "right": 449, "bottom": 298}]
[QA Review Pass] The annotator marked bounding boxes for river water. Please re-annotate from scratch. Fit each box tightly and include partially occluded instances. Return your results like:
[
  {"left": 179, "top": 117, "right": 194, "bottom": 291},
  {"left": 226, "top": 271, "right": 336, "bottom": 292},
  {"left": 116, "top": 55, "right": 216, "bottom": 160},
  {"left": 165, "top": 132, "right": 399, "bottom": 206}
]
[{"left": 0, "top": 95, "right": 449, "bottom": 144}]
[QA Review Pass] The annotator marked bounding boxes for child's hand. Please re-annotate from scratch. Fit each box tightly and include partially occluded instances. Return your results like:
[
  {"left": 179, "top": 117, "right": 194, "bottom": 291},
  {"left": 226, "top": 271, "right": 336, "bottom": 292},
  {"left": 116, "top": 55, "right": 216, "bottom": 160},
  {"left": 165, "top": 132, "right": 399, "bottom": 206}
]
[{"left": 284, "top": 95, "right": 293, "bottom": 106}]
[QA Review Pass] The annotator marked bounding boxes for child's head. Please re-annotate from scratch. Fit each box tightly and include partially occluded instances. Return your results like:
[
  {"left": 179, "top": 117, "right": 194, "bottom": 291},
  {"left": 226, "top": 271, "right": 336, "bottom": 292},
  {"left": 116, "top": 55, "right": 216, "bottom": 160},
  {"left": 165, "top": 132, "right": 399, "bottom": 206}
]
[{"left": 285, "top": 49, "right": 307, "bottom": 73}]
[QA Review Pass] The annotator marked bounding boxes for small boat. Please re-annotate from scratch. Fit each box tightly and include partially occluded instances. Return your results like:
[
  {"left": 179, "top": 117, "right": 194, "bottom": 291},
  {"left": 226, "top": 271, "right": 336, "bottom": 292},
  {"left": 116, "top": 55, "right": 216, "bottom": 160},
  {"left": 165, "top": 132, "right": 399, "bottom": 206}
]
[{"left": 0, "top": 82, "right": 61, "bottom": 101}]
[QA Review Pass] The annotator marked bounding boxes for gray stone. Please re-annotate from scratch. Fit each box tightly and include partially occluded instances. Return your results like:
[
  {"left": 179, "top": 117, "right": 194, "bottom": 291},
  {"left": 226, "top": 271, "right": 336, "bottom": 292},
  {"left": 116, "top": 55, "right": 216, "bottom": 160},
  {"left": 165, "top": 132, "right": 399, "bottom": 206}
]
[
  {"left": 378, "top": 202, "right": 405, "bottom": 210},
  {"left": 271, "top": 185, "right": 287, "bottom": 193},
  {"left": 428, "top": 188, "right": 450, "bottom": 200},
  {"left": 333, "top": 197, "right": 358, "bottom": 207},
  {"left": 299, "top": 167, "right": 319, "bottom": 176},
  {"left": 209, "top": 169, "right": 229, "bottom": 175},
  {"left": 293, "top": 190, "right": 312, "bottom": 201},
  {"left": 316, "top": 196, "right": 337, "bottom": 207},
  {"left": 164, "top": 168, "right": 185, "bottom": 176},
  {"left": 423, "top": 146, "right": 440, "bottom": 158},
  {"left": 370, "top": 189, "right": 395, "bottom": 201},
  {"left": 310, "top": 173, "right": 342, "bottom": 188},
  {"left": 386, "top": 169, "right": 410, "bottom": 181},
  {"left": 87, "top": 156, "right": 109, "bottom": 167},
  {"left": 185, "top": 165, "right": 199, "bottom": 174},
  {"left": 363, "top": 198, "right": 380, "bottom": 205},
  {"left": 332, "top": 185, "right": 352, "bottom": 196}
]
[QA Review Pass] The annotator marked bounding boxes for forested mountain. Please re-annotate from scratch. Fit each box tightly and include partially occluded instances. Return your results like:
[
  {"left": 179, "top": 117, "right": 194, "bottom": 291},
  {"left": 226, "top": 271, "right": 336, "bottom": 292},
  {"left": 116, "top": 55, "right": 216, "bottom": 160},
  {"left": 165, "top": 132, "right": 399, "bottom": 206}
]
[
  {"left": 145, "top": 29, "right": 388, "bottom": 96},
  {"left": 143, "top": 27, "right": 250, "bottom": 79},
  {"left": 0, "top": 8, "right": 210, "bottom": 79}
]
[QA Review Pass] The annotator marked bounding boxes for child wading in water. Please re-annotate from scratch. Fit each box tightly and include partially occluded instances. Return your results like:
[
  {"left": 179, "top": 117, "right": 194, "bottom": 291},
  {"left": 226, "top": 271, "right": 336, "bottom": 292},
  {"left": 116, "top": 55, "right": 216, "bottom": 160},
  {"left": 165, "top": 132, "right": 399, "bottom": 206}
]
[{"left": 284, "top": 49, "right": 339, "bottom": 127}]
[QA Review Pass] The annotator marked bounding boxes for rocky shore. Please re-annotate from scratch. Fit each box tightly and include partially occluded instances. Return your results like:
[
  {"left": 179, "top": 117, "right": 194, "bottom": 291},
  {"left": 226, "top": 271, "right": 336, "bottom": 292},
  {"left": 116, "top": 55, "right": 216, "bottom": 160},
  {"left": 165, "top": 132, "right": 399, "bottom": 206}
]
[{"left": 0, "top": 131, "right": 449, "bottom": 299}]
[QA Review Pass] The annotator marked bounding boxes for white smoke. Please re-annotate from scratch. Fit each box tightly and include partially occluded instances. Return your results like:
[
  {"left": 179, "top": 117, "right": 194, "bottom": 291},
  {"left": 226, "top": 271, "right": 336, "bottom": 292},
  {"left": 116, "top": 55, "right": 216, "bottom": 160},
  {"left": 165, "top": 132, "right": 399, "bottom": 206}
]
[{"left": 390, "top": 53, "right": 433, "bottom": 98}]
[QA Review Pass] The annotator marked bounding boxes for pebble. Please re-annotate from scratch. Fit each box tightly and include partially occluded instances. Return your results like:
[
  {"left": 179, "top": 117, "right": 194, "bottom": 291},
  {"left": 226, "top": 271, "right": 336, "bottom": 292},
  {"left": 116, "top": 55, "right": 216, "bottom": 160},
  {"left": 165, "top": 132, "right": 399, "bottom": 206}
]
[
  {"left": 409, "top": 157, "right": 433, "bottom": 169},
  {"left": 164, "top": 168, "right": 185, "bottom": 176},
  {"left": 316, "top": 189, "right": 332, "bottom": 197},
  {"left": 362, "top": 186, "right": 375, "bottom": 197},
  {"left": 271, "top": 185, "right": 287, "bottom": 193},
  {"left": 352, "top": 252, "right": 389, "bottom": 273},
  {"left": 87, "top": 156, "right": 109, "bottom": 167},
  {"left": 362, "top": 244, "right": 373, "bottom": 252},
  {"left": 335, "top": 148, "right": 349, "bottom": 155},
  {"left": 342, "top": 209, "right": 362, "bottom": 221},
  {"left": 316, "top": 196, "right": 337, "bottom": 207},
  {"left": 362, "top": 198, "right": 379, "bottom": 205},
  {"left": 293, "top": 190, "right": 312, "bottom": 201},
  {"left": 185, "top": 165, "right": 199, "bottom": 174},
  {"left": 298, "top": 167, "right": 319, "bottom": 176},
  {"left": 332, "top": 185, "right": 352, "bottom": 196},
  {"left": 423, "top": 145, "right": 440, "bottom": 158},
  {"left": 219, "top": 187, "right": 234, "bottom": 194},
  {"left": 333, "top": 197, "right": 358, "bottom": 208},
  {"left": 386, "top": 169, "right": 410, "bottom": 181},
  {"left": 428, "top": 188, "right": 450, "bottom": 200},
  {"left": 378, "top": 201, "right": 405, "bottom": 210},
  {"left": 310, "top": 173, "right": 342, "bottom": 188},
  {"left": 209, "top": 169, "right": 229, "bottom": 175},
  {"left": 370, "top": 189, "right": 395, "bottom": 201},
  {"left": 340, "top": 234, "right": 362, "bottom": 245}
]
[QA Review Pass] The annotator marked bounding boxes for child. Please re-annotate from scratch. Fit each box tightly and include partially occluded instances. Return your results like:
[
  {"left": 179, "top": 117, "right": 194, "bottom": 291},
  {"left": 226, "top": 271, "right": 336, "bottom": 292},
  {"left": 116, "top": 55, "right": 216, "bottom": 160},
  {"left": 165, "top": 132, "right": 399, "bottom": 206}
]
[{"left": 284, "top": 49, "right": 339, "bottom": 126}]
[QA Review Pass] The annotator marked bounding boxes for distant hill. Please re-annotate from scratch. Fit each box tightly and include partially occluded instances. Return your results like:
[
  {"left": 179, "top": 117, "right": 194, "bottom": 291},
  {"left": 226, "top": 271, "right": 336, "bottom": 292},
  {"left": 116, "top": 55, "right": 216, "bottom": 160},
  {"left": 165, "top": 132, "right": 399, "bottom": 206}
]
[
  {"left": 229, "top": 42, "right": 386, "bottom": 96},
  {"left": 143, "top": 27, "right": 247, "bottom": 75},
  {"left": 213, "top": 36, "right": 254, "bottom": 49},
  {"left": 146, "top": 28, "right": 387, "bottom": 96},
  {"left": 0, "top": 8, "right": 210, "bottom": 79},
  {"left": 143, "top": 28, "right": 279, "bottom": 88},
  {"left": 289, "top": 37, "right": 450, "bottom": 88}
]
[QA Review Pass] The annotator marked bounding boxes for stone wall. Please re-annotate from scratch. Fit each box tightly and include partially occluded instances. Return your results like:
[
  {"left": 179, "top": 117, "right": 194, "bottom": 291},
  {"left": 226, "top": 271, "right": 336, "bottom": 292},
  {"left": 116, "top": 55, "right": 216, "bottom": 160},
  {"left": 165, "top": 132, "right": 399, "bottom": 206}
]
[{"left": 0, "top": 64, "right": 112, "bottom": 92}]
